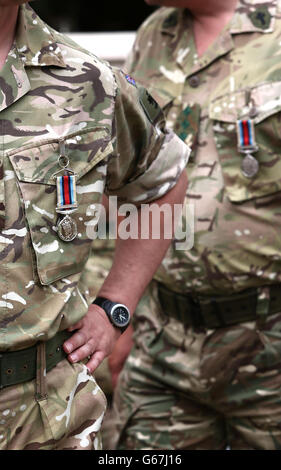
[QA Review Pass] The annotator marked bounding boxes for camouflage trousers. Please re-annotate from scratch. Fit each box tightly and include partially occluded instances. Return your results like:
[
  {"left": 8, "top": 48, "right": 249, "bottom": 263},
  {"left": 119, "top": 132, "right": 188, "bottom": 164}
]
[
  {"left": 0, "top": 358, "right": 106, "bottom": 450},
  {"left": 114, "top": 281, "right": 281, "bottom": 450}
]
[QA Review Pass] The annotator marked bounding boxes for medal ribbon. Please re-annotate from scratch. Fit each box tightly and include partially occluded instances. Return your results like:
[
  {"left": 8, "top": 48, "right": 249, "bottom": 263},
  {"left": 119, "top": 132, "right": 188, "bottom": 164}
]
[
  {"left": 56, "top": 174, "right": 77, "bottom": 209},
  {"left": 236, "top": 118, "right": 259, "bottom": 178},
  {"left": 237, "top": 119, "right": 257, "bottom": 150}
]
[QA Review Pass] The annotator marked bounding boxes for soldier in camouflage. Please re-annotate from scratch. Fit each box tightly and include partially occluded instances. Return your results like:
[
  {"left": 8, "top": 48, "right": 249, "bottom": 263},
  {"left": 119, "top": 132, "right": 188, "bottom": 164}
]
[
  {"left": 0, "top": 0, "right": 189, "bottom": 450},
  {"left": 113, "top": 0, "right": 281, "bottom": 450}
]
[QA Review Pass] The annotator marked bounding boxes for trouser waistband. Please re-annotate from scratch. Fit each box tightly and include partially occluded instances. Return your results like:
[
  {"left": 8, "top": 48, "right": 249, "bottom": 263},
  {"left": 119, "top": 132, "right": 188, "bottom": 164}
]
[
  {"left": 157, "top": 283, "right": 281, "bottom": 330},
  {"left": 0, "top": 330, "right": 72, "bottom": 390}
]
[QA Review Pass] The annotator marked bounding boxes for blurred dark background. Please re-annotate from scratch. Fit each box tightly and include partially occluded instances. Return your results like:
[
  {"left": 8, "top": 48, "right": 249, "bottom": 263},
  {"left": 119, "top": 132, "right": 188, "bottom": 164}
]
[{"left": 32, "top": 0, "right": 157, "bottom": 32}]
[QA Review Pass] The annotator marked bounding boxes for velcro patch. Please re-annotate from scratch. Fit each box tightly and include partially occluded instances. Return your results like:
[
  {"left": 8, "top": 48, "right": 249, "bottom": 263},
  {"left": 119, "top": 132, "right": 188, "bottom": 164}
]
[
  {"left": 249, "top": 7, "right": 271, "bottom": 30},
  {"left": 139, "top": 87, "right": 162, "bottom": 124}
]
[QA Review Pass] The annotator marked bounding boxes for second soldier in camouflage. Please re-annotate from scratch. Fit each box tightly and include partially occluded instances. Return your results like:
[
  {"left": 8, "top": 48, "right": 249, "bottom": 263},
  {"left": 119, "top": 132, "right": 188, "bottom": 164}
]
[{"left": 114, "top": 0, "right": 281, "bottom": 450}]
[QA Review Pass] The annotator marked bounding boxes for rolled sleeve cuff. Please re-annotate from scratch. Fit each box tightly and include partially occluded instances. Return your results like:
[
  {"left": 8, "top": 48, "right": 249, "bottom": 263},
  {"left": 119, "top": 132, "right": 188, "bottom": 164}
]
[{"left": 111, "top": 130, "right": 190, "bottom": 204}]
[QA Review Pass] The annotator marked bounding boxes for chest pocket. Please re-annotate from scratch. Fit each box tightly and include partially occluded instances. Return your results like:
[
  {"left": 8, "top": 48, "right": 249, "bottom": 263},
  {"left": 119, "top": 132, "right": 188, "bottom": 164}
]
[
  {"left": 8, "top": 127, "right": 113, "bottom": 285},
  {"left": 209, "top": 81, "right": 281, "bottom": 203}
]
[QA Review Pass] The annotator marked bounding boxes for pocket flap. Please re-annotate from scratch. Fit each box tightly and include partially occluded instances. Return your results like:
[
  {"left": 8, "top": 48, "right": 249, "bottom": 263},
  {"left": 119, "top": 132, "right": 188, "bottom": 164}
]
[
  {"left": 8, "top": 127, "right": 112, "bottom": 185},
  {"left": 209, "top": 81, "right": 281, "bottom": 124}
]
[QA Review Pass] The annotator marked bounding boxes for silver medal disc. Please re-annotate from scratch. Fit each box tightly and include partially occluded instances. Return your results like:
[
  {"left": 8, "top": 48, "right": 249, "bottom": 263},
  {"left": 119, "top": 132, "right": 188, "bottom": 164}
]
[
  {"left": 57, "top": 214, "right": 77, "bottom": 242},
  {"left": 241, "top": 154, "right": 259, "bottom": 179}
]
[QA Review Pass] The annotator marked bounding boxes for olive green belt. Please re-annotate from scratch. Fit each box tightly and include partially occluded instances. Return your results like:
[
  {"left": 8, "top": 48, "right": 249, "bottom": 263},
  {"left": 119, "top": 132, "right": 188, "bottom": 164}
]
[
  {"left": 157, "top": 283, "right": 281, "bottom": 330},
  {"left": 0, "top": 330, "right": 72, "bottom": 390}
]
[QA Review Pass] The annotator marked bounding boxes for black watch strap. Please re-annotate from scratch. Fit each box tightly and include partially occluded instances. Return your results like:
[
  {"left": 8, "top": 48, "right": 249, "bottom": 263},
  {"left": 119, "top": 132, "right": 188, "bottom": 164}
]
[
  {"left": 92, "top": 296, "right": 130, "bottom": 333},
  {"left": 93, "top": 296, "right": 113, "bottom": 311}
]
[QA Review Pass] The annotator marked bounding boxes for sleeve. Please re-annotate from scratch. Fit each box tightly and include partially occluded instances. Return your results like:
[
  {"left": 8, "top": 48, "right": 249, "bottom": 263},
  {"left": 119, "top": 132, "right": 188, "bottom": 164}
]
[{"left": 105, "top": 69, "right": 190, "bottom": 204}]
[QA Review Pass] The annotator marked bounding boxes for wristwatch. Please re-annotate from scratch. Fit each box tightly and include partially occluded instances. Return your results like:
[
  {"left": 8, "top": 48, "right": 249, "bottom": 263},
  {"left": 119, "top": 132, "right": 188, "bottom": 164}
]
[{"left": 92, "top": 296, "right": 131, "bottom": 333}]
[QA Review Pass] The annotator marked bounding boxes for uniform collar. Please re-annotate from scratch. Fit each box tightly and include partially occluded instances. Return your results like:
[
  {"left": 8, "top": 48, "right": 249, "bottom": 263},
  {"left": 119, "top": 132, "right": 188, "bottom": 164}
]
[
  {"left": 160, "top": 1, "right": 278, "bottom": 37},
  {"left": 160, "top": 8, "right": 187, "bottom": 38},
  {"left": 160, "top": 1, "right": 277, "bottom": 77},
  {"left": 0, "top": 3, "right": 67, "bottom": 113},
  {"left": 0, "top": 43, "right": 31, "bottom": 113},
  {"left": 15, "top": 3, "right": 67, "bottom": 68}
]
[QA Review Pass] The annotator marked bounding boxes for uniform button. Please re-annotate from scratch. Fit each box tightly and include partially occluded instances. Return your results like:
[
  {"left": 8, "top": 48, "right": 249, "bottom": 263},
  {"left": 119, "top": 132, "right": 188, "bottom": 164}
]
[
  {"left": 188, "top": 75, "right": 200, "bottom": 88},
  {"left": 249, "top": 106, "right": 258, "bottom": 118}
]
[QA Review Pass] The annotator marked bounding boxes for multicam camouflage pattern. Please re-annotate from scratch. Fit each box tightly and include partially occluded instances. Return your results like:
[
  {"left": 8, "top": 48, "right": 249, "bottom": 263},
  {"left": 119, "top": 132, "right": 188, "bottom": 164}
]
[
  {"left": 0, "top": 358, "right": 106, "bottom": 449},
  {"left": 115, "top": 281, "right": 281, "bottom": 450},
  {"left": 125, "top": 0, "right": 281, "bottom": 295},
  {"left": 0, "top": 3, "right": 188, "bottom": 352}
]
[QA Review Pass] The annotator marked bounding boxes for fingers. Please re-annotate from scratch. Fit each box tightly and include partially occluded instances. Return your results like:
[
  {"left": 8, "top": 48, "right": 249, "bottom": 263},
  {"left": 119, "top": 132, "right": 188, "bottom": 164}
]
[
  {"left": 67, "top": 320, "right": 83, "bottom": 332},
  {"left": 64, "top": 329, "right": 86, "bottom": 353},
  {"left": 70, "top": 342, "right": 95, "bottom": 363},
  {"left": 64, "top": 330, "right": 94, "bottom": 362},
  {"left": 86, "top": 350, "right": 106, "bottom": 374},
  {"left": 63, "top": 308, "right": 118, "bottom": 373},
  {"left": 63, "top": 329, "right": 106, "bottom": 373}
]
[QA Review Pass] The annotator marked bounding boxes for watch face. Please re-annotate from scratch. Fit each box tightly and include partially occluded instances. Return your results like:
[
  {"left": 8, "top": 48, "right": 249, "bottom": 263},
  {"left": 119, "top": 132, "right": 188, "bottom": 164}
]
[{"left": 111, "top": 304, "right": 130, "bottom": 328}]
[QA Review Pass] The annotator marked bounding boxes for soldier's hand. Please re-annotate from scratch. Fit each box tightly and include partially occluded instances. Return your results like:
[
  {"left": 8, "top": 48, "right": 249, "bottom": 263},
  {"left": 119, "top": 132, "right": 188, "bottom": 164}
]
[{"left": 63, "top": 304, "right": 121, "bottom": 373}]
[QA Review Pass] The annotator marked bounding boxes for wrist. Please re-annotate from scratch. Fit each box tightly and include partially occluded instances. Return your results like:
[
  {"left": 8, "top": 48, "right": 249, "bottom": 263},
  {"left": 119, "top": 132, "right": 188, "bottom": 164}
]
[
  {"left": 89, "top": 304, "right": 122, "bottom": 343},
  {"left": 92, "top": 296, "right": 131, "bottom": 334}
]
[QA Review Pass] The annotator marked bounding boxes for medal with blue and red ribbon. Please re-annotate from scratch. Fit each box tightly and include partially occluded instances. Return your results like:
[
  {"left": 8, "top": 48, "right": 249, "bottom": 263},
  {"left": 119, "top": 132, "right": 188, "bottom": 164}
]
[
  {"left": 236, "top": 118, "right": 259, "bottom": 178},
  {"left": 53, "top": 141, "right": 78, "bottom": 242}
]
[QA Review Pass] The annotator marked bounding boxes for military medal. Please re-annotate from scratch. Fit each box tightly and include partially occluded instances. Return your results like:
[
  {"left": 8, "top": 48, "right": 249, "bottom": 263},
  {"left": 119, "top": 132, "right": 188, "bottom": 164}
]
[
  {"left": 236, "top": 118, "right": 259, "bottom": 178},
  {"left": 53, "top": 141, "right": 78, "bottom": 242},
  {"left": 240, "top": 153, "right": 259, "bottom": 179}
]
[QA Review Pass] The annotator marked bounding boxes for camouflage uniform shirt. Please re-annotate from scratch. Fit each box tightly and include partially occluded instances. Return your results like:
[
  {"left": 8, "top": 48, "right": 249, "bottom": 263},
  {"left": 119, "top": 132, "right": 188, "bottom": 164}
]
[
  {"left": 0, "top": 4, "right": 189, "bottom": 351},
  {"left": 125, "top": 0, "right": 281, "bottom": 296}
]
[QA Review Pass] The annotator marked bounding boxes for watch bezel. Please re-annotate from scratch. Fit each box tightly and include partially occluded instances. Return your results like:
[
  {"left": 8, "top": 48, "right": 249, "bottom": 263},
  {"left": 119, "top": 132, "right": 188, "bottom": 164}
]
[{"left": 110, "top": 303, "right": 130, "bottom": 328}]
